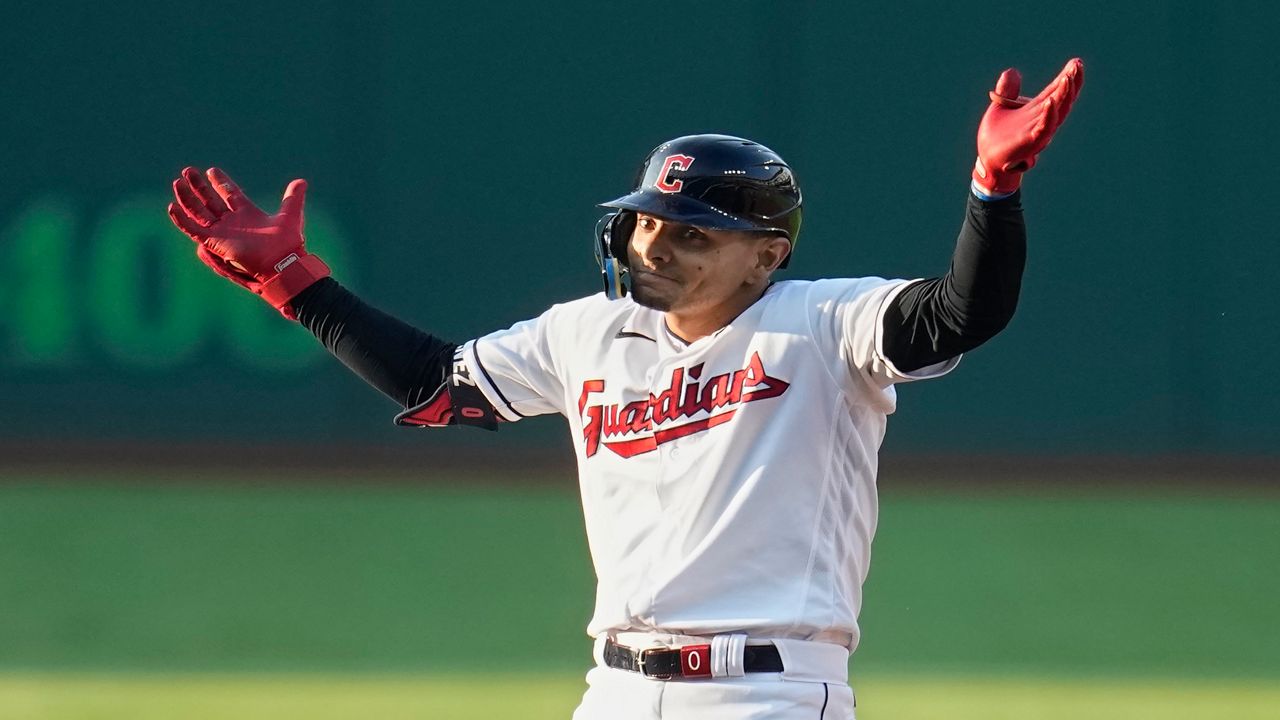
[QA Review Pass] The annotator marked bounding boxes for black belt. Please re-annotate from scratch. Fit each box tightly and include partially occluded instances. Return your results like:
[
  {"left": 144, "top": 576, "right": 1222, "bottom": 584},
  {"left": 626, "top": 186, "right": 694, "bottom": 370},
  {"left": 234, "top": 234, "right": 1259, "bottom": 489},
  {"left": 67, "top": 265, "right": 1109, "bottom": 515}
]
[{"left": 603, "top": 638, "right": 784, "bottom": 679}]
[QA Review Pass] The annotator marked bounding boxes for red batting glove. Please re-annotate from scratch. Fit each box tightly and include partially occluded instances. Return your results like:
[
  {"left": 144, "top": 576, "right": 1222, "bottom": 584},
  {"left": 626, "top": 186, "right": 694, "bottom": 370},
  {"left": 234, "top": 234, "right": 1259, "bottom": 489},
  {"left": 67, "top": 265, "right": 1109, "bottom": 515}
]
[
  {"left": 973, "top": 58, "right": 1084, "bottom": 197},
  {"left": 167, "top": 167, "right": 330, "bottom": 320}
]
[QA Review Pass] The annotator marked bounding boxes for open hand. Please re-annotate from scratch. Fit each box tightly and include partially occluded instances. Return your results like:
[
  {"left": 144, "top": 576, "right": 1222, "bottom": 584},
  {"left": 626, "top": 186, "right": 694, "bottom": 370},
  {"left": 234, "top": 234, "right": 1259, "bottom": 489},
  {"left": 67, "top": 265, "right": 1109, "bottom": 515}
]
[
  {"left": 168, "top": 167, "right": 329, "bottom": 319},
  {"left": 973, "top": 58, "right": 1084, "bottom": 196}
]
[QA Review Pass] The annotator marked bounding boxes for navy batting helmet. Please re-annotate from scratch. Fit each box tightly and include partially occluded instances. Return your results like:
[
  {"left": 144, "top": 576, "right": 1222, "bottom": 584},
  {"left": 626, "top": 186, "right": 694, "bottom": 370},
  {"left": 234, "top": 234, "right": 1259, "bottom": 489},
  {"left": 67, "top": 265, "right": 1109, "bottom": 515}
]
[{"left": 594, "top": 134, "right": 803, "bottom": 299}]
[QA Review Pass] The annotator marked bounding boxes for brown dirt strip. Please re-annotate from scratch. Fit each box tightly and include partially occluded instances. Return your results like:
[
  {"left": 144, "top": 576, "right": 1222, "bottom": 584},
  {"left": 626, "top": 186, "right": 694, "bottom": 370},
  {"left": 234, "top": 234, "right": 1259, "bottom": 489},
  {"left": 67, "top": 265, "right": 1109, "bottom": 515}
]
[{"left": 1, "top": 441, "right": 1276, "bottom": 490}]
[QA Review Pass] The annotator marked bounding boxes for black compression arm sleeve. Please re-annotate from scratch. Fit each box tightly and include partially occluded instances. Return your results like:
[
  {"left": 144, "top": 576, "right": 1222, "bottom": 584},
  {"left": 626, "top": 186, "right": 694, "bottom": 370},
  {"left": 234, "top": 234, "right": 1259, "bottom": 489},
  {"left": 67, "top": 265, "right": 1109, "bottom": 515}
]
[
  {"left": 289, "top": 278, "right": 457, "bottom": 408},
  {"left": 881, "top": 191, "right": 1027, "bottom": 373}
]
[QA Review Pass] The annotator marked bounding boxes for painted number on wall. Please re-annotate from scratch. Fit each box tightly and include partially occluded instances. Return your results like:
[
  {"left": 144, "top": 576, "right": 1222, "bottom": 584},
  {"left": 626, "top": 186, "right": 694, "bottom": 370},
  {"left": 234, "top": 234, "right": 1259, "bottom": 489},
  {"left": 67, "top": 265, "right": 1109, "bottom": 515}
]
[{"left": 0, "top": 196, "right": 352, "bottom": 370}]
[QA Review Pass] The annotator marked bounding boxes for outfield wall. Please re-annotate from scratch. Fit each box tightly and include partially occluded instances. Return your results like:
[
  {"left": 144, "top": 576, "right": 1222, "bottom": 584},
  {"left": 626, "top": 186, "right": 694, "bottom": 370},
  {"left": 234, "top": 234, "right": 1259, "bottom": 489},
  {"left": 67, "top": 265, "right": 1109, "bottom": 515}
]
[{"left": 1, "top": 3, "right": 1277, "bottom": 458}]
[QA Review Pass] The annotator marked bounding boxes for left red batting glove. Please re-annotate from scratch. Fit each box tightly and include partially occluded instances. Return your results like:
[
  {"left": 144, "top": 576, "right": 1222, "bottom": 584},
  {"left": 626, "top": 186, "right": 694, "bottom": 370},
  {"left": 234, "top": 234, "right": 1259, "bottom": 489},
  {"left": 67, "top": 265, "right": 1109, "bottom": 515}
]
[
  {"left": 972, "top": 57, "right": 1084, "bottom": 197},
  {"left": 167, "top": 167, "right": 330, "bottom": 320}
]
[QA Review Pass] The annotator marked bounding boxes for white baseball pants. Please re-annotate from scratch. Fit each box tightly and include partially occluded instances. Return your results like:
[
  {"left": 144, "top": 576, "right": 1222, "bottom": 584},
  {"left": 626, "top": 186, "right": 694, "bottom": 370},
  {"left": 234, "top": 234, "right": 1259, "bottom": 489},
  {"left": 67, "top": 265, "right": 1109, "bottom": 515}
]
[{"left": 571, "top": 666, "right": 855, "bottom": 719}]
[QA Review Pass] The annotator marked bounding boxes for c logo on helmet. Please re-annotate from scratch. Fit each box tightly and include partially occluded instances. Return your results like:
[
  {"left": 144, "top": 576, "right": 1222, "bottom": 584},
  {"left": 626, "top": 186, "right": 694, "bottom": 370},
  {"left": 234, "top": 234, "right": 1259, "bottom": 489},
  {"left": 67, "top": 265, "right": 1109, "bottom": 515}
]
[{"left": 654, "top": 154, "right": 695, "bottom": 194}]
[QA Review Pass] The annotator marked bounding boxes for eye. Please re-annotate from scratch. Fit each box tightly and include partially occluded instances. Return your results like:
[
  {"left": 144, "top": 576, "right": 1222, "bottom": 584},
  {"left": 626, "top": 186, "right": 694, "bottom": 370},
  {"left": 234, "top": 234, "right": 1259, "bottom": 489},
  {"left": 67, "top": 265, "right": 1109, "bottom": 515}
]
[
  {"left": 681, "top": 228, "right": 708, "bottom": 243},
  {"left": 636, "top": 216, "right": 657, "bottom": 231}
]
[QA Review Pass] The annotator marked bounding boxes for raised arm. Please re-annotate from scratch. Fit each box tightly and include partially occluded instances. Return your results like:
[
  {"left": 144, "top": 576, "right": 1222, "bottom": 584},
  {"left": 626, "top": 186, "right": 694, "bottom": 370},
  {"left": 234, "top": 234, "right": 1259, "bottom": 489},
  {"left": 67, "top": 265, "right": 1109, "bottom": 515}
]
[
  {"left": 167, "top": 167, "right": 490, "bottom": 428},
  {"left": 882, "top": 58, "right": 1084, "bottom": 373}
]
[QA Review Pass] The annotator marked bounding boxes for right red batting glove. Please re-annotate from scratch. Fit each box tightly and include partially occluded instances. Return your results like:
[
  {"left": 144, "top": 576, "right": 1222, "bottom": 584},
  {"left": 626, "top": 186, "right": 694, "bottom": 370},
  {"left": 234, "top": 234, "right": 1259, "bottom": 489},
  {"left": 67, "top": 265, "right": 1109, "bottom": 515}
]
[
  {"left": 972, "top": 57, "right": 1084, "bottom": 197},
  {"left": 167, "top": 166, "right": 330, "bottom": 320}
]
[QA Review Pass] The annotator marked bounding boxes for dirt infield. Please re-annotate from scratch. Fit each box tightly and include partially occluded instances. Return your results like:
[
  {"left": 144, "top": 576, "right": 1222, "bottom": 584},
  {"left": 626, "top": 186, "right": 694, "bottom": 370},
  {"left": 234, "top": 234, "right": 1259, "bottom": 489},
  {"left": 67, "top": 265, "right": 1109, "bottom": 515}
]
[{"left": 2, "top": 440, "right": 1277, "bottom": 488}]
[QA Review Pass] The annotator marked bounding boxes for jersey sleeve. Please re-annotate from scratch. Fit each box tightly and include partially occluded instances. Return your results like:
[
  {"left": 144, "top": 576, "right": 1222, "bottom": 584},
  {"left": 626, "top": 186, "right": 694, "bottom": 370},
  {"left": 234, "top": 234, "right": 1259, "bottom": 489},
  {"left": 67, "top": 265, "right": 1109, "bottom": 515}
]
[
  {"left": 808, "top": 277, "right": 962, "bottom": 394},
  {"left": 459, "top": 305, "right": 570, "bottom": 422}
]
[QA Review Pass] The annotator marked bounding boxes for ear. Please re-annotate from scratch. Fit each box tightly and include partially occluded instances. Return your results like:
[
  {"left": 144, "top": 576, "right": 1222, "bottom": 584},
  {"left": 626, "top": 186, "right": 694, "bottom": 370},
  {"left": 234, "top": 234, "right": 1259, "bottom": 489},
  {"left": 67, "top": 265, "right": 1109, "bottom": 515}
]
[{"left": 755, "top": 235, "right": 793, "bottom": 276}]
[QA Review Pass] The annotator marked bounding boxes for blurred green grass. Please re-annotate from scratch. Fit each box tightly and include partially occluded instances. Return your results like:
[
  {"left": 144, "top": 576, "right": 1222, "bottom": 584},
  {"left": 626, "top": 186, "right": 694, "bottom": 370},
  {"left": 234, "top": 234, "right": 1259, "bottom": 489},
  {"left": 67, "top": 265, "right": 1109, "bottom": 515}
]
[
  {"left": 3, "top": 673, "right": 1279, "bottom": 720},
  {"left": 1, "top": 475, "right": 1277, "bottom": 681}
]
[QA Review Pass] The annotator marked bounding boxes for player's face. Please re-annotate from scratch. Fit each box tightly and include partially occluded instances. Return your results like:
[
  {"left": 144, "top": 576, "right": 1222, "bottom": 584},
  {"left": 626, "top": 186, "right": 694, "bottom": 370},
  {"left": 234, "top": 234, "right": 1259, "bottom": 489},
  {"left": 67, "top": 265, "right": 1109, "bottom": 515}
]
[{"left": 626, "top": 213, "right": 787, "bottom": 317}]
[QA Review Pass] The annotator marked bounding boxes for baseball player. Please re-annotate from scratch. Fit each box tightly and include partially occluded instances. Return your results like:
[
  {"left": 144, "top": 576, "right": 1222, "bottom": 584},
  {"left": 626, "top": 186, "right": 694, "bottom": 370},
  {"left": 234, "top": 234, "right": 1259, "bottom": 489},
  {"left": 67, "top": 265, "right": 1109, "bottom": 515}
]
[{"left": 168, "top": 59, "right": 1083, "bottom": 719}]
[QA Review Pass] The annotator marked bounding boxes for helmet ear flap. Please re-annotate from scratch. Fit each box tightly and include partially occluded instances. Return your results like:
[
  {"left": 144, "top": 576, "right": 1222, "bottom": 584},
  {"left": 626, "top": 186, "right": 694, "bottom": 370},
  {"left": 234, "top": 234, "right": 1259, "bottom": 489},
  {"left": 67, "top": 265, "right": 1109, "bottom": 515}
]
[
  {"left": 609, "top": 211, "right": 636, "bottom": 266},
  {"left": 595, "top": 211, "right": 636, "bottom": 300}
]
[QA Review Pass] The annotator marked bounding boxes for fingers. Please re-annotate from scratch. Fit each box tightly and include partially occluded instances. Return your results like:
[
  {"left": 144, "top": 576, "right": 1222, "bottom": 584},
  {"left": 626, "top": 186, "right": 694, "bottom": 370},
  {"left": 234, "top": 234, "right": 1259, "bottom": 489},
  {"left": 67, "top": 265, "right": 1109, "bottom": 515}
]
[
  {"left": 278, "top": 178, "right": 308, "bottom": 219},
  {"left": 172, "top": 176, "right": 217, "bottom": 226},
  {"left": 1037, "top": 58, "right": 1085, "bottom": 135},
  {"left": 990, "top": 68, "right": 1023, "bottom": 106},
  {"left": 1059, "top": 57, "right": 1084, "bottom": 113},
  {"left": 1060, "top": 57, "right": 1084, "bottom": 92},
  {"left": 183, "top": 166, "right": 229, "bottom": 216},
  {"left": 168, "top": 202, "right": 206, "bottom": 241},
  {"left": 1031, "top": 58, "right": 1084, "bottom": 114},
  {"left": 207, "top": 167, "right": 253, "bottom": 212},
  {"left": 1016, "top": 99, "right": 1062, "bottom": 157}
]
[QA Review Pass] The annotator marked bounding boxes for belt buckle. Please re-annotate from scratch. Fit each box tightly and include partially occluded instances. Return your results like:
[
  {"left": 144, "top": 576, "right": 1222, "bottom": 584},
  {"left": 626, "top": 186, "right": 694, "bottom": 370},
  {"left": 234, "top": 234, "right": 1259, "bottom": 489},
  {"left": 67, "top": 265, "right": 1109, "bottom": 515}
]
[{"left": 638, "top": 646, "right": 674, "bottom": 679}]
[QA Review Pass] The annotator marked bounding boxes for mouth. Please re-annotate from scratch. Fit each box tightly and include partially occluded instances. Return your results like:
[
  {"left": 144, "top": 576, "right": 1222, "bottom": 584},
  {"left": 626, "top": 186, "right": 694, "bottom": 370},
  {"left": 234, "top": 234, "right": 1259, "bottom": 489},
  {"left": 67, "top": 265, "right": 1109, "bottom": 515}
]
[{"left": 632, "top": 269, "right": 679, "bottom": 284}]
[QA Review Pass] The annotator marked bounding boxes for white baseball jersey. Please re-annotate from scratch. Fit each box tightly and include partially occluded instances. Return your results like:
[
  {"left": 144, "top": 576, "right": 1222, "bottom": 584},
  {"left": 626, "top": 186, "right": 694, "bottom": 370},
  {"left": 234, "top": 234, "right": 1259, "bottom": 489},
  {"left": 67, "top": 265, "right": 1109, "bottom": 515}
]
[{"left": 458, "top": 278, "right": 958, "bottom": 651}]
